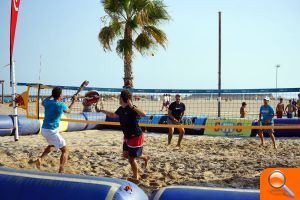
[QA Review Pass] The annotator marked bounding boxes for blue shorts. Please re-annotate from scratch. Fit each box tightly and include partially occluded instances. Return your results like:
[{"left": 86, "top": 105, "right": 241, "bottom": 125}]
[
  {"left": 259, "top": 122, "right": 274, "bottom": 136},
  {"left": 123, "top": 142, "right": 143, "bottom": 158}
]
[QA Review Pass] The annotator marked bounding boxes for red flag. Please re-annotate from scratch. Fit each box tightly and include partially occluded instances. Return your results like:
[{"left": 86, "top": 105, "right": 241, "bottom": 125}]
[
  {"left": 10, "top": 0, "right": 21, "bottom": 61},
  {"left": 10, "top": 0, "right": 21, "bottom": 82}
]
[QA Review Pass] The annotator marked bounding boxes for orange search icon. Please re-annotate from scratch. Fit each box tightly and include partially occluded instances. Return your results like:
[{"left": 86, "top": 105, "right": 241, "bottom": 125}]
[{"left": 268, "top": 170, "right": 295, "bottom": 198}]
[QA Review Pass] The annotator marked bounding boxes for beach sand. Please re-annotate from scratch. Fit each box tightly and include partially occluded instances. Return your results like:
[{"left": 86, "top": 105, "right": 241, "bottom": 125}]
[
  {"left": 0, "top": 103, "right": 26, "bottom": 115},
  {"left": 1, "top": 129, "right": 300, "bottom": 195}
]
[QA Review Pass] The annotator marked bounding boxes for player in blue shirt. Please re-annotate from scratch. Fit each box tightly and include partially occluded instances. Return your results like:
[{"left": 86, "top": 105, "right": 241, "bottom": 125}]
[
  {"left": 258, "top": 96, "right": 276, "bottom": 149},
  {"left": 36, "top": 87, "right": 77, "bottom": 173}
]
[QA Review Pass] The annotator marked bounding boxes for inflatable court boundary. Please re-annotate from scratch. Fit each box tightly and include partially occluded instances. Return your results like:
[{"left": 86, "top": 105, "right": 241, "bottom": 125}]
[
  {"left": 0, "top": 169, "right": 120, "bottom": 200},
  {"left": 151, "top": 186, "right": 259, "bottom": 200}
]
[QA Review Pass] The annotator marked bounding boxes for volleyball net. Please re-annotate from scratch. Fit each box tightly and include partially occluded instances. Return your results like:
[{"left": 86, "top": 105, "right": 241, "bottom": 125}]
[{"left": 17, "top": 82, "right": 300, "bottom": 136}]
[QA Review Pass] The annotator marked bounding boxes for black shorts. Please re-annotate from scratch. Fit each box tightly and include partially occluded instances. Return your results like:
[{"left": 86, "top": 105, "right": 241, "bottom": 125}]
[
  {"left": 298, "top": 110, "right": 300, "bottom": 118},
  {"left": 123, "top": 142, "right": 143, "bottom": 158},
  {"left": 167, "top": 118, "right": 181, "bottom": 125}
]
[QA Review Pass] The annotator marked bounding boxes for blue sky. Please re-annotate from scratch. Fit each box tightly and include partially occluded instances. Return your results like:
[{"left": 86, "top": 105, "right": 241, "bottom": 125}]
[{"left": 0, "top": 0, "right": 299, "bottom": 92}]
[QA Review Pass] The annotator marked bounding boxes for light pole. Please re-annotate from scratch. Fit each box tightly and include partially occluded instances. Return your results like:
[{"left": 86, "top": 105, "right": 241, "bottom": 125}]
[
  {"left": 0, "top": 80, "right": 4, "bottom": 104},
  {"left": 275, "top": 65, "right": 280, "bottom": 99},
  {"left": 218, "top": 11, "right": 222, "bottom": 118}
]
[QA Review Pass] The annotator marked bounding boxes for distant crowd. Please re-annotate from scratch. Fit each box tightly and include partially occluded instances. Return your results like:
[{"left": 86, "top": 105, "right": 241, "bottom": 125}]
[{"left": 240, "top": 93, "right": 300, "bottom": 119}]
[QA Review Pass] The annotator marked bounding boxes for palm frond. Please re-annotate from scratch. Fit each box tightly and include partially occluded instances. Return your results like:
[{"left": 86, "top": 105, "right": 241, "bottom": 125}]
[
  {"left": 110, "top": 18, "right": 123, "bottom": 35},
  {"left": 127, "top": 18, "right": 138, "bottom": 30},
  {"left": 116, "top": 38, "right": 133, "bottom": 57},
  {"left": 101, "top": 0, "right": 122, "bottom": 15},
  {"left": 98, "top": 27, "right": 113, "bottom": 51},
  {"left": 131, "top": 0, "right": 148, "bottom": 11},
  {"left": 146, "top": 0, "right": 170, "bottom": 25},
  {"left": 143, "top": 26, "right": 167, "bottom": 48},
  {"left": 134, "top": 32, "right": 154, "bottom": 55},
  {"left": 122, "top": 0, "right": 132, "bottom": 17},
  {"left": 134, "top": 0, "right": 170, "bottom": 26}
]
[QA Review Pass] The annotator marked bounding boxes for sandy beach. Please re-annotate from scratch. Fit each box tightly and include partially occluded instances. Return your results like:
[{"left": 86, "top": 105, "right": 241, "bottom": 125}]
[{"left": 1, "top": 129, "right": 300, "bottom": 195}]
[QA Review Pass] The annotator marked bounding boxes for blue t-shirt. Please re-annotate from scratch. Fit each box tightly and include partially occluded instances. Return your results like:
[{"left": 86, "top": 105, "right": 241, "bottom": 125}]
[
  {"left": 260, "top": 105, "right": 274, "bottom": 124},
  {"left": 42, "top": 99, "right": 68, "bottom": 130}
]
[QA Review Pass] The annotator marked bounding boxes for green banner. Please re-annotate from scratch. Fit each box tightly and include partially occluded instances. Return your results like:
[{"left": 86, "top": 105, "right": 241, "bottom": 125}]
[{"left": 204, "top": 118, "right": 253, "bottom": 137}]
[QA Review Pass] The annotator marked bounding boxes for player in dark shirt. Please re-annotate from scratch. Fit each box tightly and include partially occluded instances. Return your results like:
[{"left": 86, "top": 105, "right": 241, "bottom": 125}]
[
  {"left": 167, "top": 94, "right": 186, "bottom": 147},
  {"left": 96, "top": 90, "right": 150, "bottom": 180}
]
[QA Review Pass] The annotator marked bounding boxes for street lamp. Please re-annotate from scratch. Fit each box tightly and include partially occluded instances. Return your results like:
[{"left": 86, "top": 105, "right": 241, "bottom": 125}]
[{"left": 275, "top": 65, "right": 280, "bottom": 99}]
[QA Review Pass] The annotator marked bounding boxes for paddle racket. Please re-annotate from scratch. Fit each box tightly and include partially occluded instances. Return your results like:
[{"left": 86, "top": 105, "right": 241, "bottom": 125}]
[{"left": 69, "top": 80, "right": 89, "bottom": 108}]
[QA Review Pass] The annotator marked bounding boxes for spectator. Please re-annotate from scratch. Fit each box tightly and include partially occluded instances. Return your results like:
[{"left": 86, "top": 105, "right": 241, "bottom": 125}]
[
  {"left": 297, "top": 94, "right": 300, "bottom": 118},
  {"left": 240, "top": 102, "right": 247, "bottom": 118},
  {"left": 276, "top": 98, "right": 285, "bottom": 118},
  {"left": 285, "top": 99, "right": 297, "bottom": 118}
]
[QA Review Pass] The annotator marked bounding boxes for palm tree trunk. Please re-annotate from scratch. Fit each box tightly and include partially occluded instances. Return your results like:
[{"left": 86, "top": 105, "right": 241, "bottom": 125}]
[{"left": 123, "top": 25, "right": 133, "bottom": 88}]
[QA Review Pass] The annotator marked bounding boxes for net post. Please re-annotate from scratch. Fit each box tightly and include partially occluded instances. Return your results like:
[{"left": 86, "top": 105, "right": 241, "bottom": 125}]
[
  {"left": 25, "top": 85, "right": 30, "bottom": 117},
  {"left": 37, "top": 84, "right": 42, "bottom": 120}
]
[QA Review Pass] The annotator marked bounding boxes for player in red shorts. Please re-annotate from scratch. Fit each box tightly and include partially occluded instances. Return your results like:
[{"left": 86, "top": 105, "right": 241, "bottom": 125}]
[{"left": 97, "top": 90, "right": 150, "bottom": 180}]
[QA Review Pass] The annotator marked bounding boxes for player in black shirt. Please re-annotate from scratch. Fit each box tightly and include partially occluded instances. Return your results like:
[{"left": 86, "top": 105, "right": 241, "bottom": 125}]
[
  {"left": 96, "top": 90, "right": 150, "bottom": 180},
  {"left": 167, "top": 94, "right": 186, "bottom": 147}
]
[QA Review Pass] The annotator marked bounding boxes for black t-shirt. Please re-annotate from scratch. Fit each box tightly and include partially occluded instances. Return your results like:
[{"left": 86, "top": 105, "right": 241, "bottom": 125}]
[
  {"left": 168, "top": 102, "right": 185, "bottom": 120},
  {"left": 115, "top": 105, "right": 142, "bottom": 139}
]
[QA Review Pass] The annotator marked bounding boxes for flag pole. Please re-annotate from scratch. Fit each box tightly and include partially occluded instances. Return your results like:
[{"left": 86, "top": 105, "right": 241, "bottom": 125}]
[
  {"left": 10, "top": 0, "right": 21, "bottom": 141},
  {"left": 11, "top": 60, "right": 19, "bottom": 141}
]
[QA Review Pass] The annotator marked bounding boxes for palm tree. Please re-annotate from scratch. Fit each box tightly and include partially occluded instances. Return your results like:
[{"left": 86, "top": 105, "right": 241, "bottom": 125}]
[{"left": 98, "top": 0, "right": 170, "bottom": 88}]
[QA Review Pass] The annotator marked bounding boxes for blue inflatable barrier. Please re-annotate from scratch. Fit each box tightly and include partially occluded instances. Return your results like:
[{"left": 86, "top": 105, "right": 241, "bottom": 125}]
[
  {"left": 274, "top": 118, "right": 300, "bottom": 137},
  {"left": 104, "top": 114, "right": 207, "bottom": 135},
  {"left": 251, "top": 119, "right": 300, "bottom": 137},
  {"left": 250, "top": 121, "right": 259, "bottom": 137},
  {"left": 15, "top": 115, "right": 40, "bottom": 135},
  {"left": 83, "top": 112, "right": 106, "bottom": 130},
  {"left": 139, "top": 114, "right": 158, "bottom": 124},
  {"left": 0, "top": 115, "right": 13, "bottom": 136},
  {"left": 103, "top": 114, "right": 164, "bottom": 131},
  {"left": 140, "top": 115, "right": 165, "bottom": 133},
  {"left": 144, "top": 115, "right": 207, "bottom": 135},
  {"left": 0, "top": 113, "right": 206, "bottom": 136},
  {"left": 182, "top": 116, "right": 207, "bottom": 135},
  {"left": 150, "top": 186, "right": 259, "bottom": 200},
  {"left": 146, "top": 115, "right": 168, "bottom": 133},
  {"left": 66, "top": 113, "right": 87, "bottom": 132},
  {"left": 149, "top": 114, "right": 165, "bottom": 124},
  {"left": 0, "top": 113, "right": 107, "bottom": 137},
  {"left": 100, "top": 115, "right": 122, "bottom": 131},
  {"left": 0, "top": 167, "right": 148, "bottom": 200}
]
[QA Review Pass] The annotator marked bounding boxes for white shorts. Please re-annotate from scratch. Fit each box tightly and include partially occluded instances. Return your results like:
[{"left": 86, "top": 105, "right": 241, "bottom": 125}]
[{"left": 41, "top": 128, "right": 66, "bottom": 150}]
